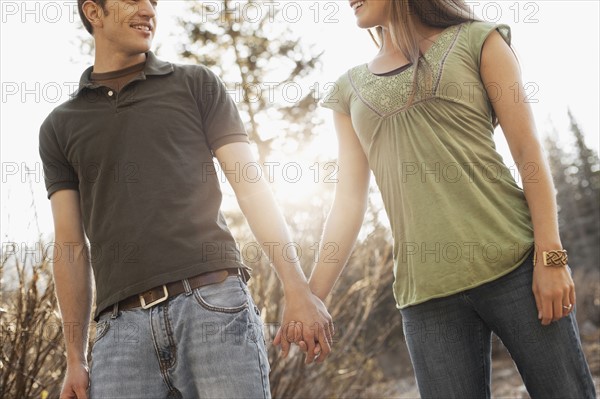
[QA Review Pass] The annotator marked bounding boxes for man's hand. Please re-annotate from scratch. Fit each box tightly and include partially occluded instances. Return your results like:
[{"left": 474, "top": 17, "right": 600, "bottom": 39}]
[
  {"left": 532, "top": 261, "right": 575, "bottom": 326},
  {"left": 273, "top": 288, "right": 334, "bottom": 364},
  {"left": 60, "top": 361, "right": 89, "bottom": 399}
]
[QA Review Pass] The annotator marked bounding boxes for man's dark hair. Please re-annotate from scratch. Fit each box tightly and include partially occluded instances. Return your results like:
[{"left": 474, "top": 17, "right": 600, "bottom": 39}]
[{"left": 78, "top": 0, "right": 108, "bottom": 35}]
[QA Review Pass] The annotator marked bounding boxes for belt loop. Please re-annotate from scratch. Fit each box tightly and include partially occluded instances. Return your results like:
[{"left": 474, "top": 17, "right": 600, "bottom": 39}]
[
  {"left": 238, "top": 268, "right": 247, "bottom": 284},
  {"left": 110, "top": 302, "right": 119, "bottom": 319},
  {"left": 182, "top": 278, "right": 193, "bottom": 296}
]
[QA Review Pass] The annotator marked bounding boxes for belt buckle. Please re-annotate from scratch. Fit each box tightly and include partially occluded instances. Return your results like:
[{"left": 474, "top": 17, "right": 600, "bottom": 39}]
[{"left": 139, "top": 285, "right": 169, "bottom": 309}]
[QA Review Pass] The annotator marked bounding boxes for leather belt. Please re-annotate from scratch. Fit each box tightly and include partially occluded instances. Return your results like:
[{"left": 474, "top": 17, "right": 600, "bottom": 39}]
[{"left": 98, "top": 268, "right": 242, "bottom": 317}]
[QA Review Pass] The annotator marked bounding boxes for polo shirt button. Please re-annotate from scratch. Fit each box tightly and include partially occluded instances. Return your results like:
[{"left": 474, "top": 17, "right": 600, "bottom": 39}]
[{"left": 108, "top": 90, "right": 114, "bottom": 96}]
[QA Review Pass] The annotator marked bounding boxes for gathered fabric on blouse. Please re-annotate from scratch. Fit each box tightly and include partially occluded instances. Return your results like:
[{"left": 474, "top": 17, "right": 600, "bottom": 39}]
[{"left": 321, "top": 21, "right": 534, "bottom": 309}]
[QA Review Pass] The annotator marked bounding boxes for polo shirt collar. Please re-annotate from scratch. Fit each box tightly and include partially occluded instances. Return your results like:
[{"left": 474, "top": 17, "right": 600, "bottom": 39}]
[{"left": 73, "top": 51, "right": 173, "bottom": 97}]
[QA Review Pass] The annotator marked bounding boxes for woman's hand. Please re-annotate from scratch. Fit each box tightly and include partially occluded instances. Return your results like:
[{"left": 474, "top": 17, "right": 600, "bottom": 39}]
[
  {"left": 532, "top": 259, "right": 576, "bottom": 326},
  {"left": 273, "top": 289, "right": 334, "bottom": 364}
]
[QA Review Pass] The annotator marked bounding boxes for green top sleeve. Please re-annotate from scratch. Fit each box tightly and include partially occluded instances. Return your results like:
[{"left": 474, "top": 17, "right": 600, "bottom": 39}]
[
  {"left": 320, "top": 73, "right": 351, "bottom": 115},
  {"left": 468, "top": 21, "right": 512, "bottom": 68}
]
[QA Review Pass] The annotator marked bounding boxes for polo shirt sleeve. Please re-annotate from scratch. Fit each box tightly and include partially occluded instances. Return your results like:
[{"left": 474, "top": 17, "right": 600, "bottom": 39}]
[
  {"left": 320, "top": 72, "right": 352, "bottom": 115},
  {"left": 38, "top": 114, "right": 79, "bottom": 199},
  {"left": 195, "top": 67, "right": 249, "bottom": 153}
]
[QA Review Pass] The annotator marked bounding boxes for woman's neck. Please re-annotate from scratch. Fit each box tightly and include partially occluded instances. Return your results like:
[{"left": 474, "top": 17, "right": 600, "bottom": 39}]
[
  {"left": 378, "top": 17, "right": 444, "bottom": 56},
  {"left": 379, "top": 27, "right": 397, "bottom": 56}
]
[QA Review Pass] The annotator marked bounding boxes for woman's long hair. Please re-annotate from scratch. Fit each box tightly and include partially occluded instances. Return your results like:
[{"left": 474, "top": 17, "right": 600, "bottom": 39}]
[{"left": 370, "top": 0, "right": 477, "bottom": 105}]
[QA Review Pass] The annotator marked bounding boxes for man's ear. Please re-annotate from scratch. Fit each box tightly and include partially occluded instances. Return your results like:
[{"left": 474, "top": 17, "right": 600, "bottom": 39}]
[{"left": 82, "top": 0, "right": 105, "bottom": 32}]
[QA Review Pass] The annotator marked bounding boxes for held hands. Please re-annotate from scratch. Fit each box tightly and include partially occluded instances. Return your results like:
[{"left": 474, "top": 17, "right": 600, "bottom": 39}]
[
  {"left": 532, "top": 259, "right": 576, "bottom": 326},
  {"left": 273, "top": 289, "right": 334, "bottom": 364}
]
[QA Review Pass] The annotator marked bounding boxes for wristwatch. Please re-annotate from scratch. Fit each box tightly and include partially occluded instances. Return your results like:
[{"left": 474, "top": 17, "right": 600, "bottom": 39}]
[{"left": 533, "top": 249, "right": 568, "bottom": 267}]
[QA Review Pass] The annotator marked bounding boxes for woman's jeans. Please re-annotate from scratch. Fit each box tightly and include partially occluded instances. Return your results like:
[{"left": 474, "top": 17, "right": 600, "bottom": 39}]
[
  {"left": 89, "top": 275, "right": 271, "bottom": 399},
  {"left": 400, "top": 252, "right": 596, "bottom": 398}
]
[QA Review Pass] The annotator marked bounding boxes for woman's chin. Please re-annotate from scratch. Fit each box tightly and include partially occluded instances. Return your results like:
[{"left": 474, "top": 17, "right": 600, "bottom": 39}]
[{"left": 356, "top": 19, "right": 375, "bottom": 30}]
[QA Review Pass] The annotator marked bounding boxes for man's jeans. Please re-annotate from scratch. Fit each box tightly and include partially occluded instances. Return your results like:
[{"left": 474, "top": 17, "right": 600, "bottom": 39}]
[
  {"left": 400, "top": 252, "right": 596, "bottom": 398},
  {"left": 89, "top": 275, "right": 271, "bottom": 399}
]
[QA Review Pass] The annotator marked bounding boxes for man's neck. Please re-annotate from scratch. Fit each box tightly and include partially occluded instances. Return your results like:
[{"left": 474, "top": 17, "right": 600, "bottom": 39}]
[{"left": 92, "top": 50, "right": 147, "bottom": 74}]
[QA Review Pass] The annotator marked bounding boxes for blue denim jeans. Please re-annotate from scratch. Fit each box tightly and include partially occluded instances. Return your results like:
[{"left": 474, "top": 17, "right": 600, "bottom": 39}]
[
  {"left": 89, "top": 275, "right": 271, "bottom": 398},
  {"left": 400, "top": 252, "right": 596, "bottom": 398}
]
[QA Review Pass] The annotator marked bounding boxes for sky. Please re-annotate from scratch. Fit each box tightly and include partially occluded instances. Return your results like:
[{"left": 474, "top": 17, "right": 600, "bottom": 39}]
[{"left": 1, "top": 0, "right": 599, "bottom": 250}]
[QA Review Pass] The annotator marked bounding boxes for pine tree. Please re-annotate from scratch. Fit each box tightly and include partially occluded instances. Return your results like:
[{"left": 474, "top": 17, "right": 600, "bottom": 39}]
[
  {"left": 545, "top": 131, "right": 572, "bottom": 238},
  {"left": 545, "top": 113, "right": 600, "bottom": 270},
  {"left": 569, "top": 109, "right": 600, "bottom": 194},
  {"left": 178, "top": 0, "right": 322, "bottom": 162},
  {"left": 567, "top": 110, "right": 600, "bottom": 268}
]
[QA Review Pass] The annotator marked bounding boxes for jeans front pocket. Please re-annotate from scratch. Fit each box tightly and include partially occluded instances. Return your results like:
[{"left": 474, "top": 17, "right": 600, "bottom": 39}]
[
  {"left": 193, "top": 275, "right": 249, "bottom": 313},
  {"left": 251, "top": 303, "right": 268, "bottom": 349},
  {"left": 93, "top": 318, "right": 111, "bottom": 344}
]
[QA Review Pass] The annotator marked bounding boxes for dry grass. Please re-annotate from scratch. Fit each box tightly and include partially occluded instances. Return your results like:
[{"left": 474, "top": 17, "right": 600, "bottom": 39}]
[
  {"left": 240, "top": 210, "right": 402, "bottom": 397},
  {"left": 1, "top": 242, "right": 67, "bottom": 399},
  {"left": 1, "top": 210, "right": 597, "bottom": 398},
  {"left": 0, "top": 213, "right": 401, "bottom": 398}
]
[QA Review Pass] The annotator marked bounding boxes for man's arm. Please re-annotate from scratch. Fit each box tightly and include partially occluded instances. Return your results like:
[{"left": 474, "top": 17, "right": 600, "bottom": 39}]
[
  {"left": 214, "top": 142, "right": 333, "bottom": 363},
  {"left": 50, "top": 189, "right": 92, "bottom": 399}
]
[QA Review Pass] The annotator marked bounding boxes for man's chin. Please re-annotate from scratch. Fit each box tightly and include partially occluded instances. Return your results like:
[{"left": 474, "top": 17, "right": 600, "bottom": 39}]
[
  {"left": 129, "top": 43, "right": 153, "bottom": 56},
  {"left": 140, "top": 42, "right": 153, "bottom": 53}
]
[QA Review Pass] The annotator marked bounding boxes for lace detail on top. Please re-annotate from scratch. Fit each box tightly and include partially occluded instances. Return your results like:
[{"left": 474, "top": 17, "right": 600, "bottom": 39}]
[{"left": 348, "top": 23, "right": 464, "bottom": 117}]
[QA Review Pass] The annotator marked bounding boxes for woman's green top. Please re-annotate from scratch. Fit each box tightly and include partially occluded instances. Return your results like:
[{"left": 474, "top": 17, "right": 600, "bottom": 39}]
[{"left": 322, "top": 21, "right": 534, "bottom": 309}]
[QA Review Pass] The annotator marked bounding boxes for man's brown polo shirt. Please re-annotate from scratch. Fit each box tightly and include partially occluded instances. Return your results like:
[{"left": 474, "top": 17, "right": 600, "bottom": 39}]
[{"left": 39, "top": 52, "right": 250, "bottom": 321}]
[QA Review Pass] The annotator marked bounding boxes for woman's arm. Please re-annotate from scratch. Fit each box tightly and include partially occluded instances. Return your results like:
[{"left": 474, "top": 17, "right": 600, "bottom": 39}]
[
  {"left": 308, "top": 111, "right": 371, "bottom": 300},
  {"left": 272, "top": 111, "right": 370, "bottom": 362},
  {"left": 481, "top": 31, "right": 575, "bottom": 326}
]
